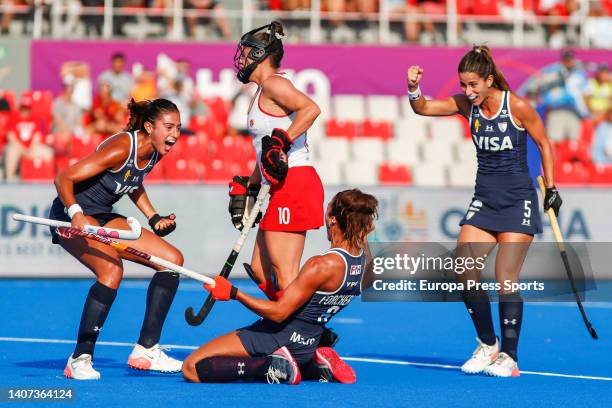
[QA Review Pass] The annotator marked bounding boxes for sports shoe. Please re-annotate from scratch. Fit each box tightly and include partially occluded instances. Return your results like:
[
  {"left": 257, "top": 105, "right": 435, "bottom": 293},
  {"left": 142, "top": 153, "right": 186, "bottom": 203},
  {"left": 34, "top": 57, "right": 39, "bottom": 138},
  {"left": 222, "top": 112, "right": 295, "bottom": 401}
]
[
  {"left": 265, "top": 346, "right": 301, "bottom": 385},
  {"left": 127, "top": 344, "right": 182, "bottom": 373},
  {"left": 314, "top": 347, "right": 356, "bottom": 384},
  {"left": 461, "top": 337, "right": 499, "bottom": 374},
  {"left": 483, "top": 352, "right": 520, "bottom": 377},
  {"left": 64, "top": 354, "right": 100, "bottom": 380}
]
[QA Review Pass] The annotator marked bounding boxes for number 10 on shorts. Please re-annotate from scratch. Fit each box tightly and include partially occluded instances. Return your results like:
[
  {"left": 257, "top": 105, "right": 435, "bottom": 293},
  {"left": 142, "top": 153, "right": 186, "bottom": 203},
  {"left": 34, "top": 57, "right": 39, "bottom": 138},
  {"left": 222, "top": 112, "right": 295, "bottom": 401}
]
[
  {"left": 522, "top": 200, "right": 531, "bottom": 227},
  {"left": 278, "top": 207, "right": 291, "bottom": 225}
]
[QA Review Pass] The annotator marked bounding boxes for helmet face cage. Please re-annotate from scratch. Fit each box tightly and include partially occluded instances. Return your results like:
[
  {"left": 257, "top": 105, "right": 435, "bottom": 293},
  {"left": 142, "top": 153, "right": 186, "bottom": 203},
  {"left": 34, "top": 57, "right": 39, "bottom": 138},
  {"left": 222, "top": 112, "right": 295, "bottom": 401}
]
[{"left": 233, "top": 23, "right": 282, "bottom": 84}]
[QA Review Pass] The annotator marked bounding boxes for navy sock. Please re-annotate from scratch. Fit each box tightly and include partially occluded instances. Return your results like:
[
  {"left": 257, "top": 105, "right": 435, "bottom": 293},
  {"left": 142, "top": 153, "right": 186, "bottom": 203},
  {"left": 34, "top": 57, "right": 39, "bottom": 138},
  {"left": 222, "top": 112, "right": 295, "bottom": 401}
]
[
  {"left": 195, "top": 356, "right": 272, "bottom": 382},
  {"left": 73, "top": 281, "right": 117, "bottom": 358},
  {"left": 461, "top": 289, "right": 496, "bottom": 346},
  {"left": 138, "top": 271, "right": 179, "bottom": 348},
  {"left": 499, "top": 292, "right": 523, "bottom": 362}
]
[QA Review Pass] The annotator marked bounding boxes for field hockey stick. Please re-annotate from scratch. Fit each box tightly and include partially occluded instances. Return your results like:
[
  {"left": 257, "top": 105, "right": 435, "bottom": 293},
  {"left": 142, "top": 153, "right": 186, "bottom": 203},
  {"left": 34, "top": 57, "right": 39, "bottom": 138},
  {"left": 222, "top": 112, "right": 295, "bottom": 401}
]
[
  {"left": 537, "top": 176, "right": 598, "bottom": 339},
  {"left": 12, "top": 213, "right": 142, "bottom": 240},
  {"left": 56, "top": 225, "right": 214, "bottom": 284},
  {"left": 184, "top": 183, "right": 271, "bottom": 326}
]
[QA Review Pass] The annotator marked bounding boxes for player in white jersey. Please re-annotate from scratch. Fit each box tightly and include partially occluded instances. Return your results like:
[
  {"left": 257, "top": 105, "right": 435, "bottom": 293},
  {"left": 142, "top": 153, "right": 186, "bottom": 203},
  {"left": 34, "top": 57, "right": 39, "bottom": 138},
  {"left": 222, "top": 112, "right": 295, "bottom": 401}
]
[{"left": 229, "top": 21, "right": 325, "bottom": 307}]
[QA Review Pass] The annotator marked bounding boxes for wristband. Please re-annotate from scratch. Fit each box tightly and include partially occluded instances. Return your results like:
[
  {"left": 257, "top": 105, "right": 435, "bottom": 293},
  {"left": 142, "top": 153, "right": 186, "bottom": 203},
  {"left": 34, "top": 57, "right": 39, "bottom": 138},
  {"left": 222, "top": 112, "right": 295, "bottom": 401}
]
[
  {"left": 408, "top": 86, "right": 422, "bottom": 101},
  {"left": 230, "top": 286, "right": 239, "bottom": 300},
  {"left": 67, "top": 204, "right": 83, "bottom": 219}
]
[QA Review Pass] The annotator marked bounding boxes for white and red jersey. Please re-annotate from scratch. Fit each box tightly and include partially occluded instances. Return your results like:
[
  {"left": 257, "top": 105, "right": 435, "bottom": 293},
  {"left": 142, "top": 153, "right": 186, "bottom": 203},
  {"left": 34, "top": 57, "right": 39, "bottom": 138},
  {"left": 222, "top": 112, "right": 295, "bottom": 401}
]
[{"left": 247, "top": 72, "right": 311, "bottom": 172}]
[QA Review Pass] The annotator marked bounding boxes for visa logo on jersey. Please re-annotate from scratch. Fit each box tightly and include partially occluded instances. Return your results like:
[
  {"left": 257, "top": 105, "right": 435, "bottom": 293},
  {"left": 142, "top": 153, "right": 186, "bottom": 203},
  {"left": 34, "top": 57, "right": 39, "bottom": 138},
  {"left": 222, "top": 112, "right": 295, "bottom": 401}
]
[
  {"left": 472, "top": 134, "right": 514, "bottom": 151},
  {"left": 113, "top": 181, "right": 139, "bottom": 195}
]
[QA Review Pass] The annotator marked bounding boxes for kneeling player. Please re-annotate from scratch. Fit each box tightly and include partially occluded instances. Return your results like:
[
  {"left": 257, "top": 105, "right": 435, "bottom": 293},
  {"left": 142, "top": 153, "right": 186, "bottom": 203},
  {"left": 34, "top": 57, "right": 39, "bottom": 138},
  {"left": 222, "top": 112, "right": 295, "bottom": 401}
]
[{"left": 182, "top": 189, "right": 378, "bottom": 384}]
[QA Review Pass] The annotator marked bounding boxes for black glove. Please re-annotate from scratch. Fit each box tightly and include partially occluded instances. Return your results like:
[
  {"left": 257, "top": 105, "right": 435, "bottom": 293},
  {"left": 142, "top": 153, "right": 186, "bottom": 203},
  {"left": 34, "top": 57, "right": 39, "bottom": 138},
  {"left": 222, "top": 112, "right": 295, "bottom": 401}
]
[
  {"left": 260, "top": 128, "right": 291, "bottom": 184},
  {"left": 228, "top": 176, "right": 262, "bottom": 230},
  {"left": 544, "top": 185, "right": 562, "bottom": 217},
  {"left": 148, "top": 213, "right": 176, "bottom": 237}
]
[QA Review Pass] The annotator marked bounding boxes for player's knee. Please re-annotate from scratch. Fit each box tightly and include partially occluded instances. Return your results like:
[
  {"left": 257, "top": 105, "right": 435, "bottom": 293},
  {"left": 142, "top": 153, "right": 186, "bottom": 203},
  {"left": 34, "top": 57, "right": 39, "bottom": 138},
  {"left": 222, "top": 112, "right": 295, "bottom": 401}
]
[
  {"left": 181, "top": 358, "right": 199, "bottom": 383},
  {"left": 167, "top": 248, "right": 184, "bottom": 267},
  {"left": 97, "top": 263, "right": 124, "bottom": 288}
]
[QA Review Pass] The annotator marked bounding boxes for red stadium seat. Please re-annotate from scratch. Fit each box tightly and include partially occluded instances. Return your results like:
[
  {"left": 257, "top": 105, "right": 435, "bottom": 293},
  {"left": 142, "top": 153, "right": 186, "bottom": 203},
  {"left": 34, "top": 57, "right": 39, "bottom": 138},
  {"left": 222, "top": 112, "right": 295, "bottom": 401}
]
[
  {"left": 590, "top": 165, "right": 612, "bottom": 185},
  {"left": 70, "top": 134, "right": 100, "bottom": 160},
  {"left": 325, "top": 119, "right": 358, "bottom": 139},
  {"left": 555, "top": 161, "right": 590, "bottom": 186},
  {"left": 470, "top": 0, "right": 500, "bottom": 15},
  {"left": 26, "top": 90, "right": 54, "bottom": 131},
  {"left": 189, "top": 115, "right": 219, "bottom": 139},
  {"left": 579, "top": 119, "right": 595, "bottom": 148},
  {"left": 378, "top": 163, "right": 412, "bottom": 185},
  {"left": 202, "top": 158, "right": 234, "bottom": 182},
  {"left": 20, "top": 157, "right": 55, "bottom": 182},
  {"left": 164, "top": 158, "right": 200, "bottom": 183},
  {"left": 361, "top": 120, "right": 393, "bottom": 140}
]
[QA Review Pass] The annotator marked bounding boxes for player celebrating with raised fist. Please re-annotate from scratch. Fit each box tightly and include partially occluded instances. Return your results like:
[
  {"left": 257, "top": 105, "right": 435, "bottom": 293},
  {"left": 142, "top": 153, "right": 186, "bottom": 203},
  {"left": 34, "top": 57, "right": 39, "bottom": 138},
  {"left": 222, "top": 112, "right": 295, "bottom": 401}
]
[
  {"left": 182, "top": 189, "right": 378, "bottom": 385},
  {"left": 229, "top": 22, "right": 324, "bottom": 302},
  {"left": 49, "top": 98, "right": 184, "bottom": 380},
  {"left": 407, "top": 45, "right": 562, "bottom": 377}
]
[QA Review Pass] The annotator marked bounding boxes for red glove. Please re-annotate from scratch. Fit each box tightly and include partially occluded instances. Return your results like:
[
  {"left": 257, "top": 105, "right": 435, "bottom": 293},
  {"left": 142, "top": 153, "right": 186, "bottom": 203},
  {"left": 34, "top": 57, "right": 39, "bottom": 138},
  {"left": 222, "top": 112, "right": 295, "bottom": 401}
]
[
  {"left": 204, "top": 276, "right": 239, "bottom": 301},
  {"left": 260, "top": 128, "right": 291, "bottom": 184}
]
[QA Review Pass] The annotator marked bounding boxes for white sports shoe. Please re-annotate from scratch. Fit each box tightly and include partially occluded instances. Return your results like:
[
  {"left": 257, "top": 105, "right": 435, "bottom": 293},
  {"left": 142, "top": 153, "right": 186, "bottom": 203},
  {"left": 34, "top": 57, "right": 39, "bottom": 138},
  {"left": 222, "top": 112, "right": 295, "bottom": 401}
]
[
  {"left": 127, "top": 344, "right": 182, "bottom": 373},
  {"left": 483, "top": 352, "right": 520, "bottom": 377},
  {"left": 461, "top": 337, "right": 499, "bottom": 374},
  {"left": 64, "top": 354, "right": 101, "bottom": 380}
]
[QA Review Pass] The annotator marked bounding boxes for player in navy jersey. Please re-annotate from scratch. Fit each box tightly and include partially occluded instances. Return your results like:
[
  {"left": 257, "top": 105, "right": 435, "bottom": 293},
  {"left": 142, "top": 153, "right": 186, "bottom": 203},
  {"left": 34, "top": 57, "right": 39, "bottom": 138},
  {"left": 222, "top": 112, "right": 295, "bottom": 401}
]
[
  {"left": 49, "top": 98, "right": 185, "bottom": 380},
  {"left": 182, "top": 189, "right": 378, "bottom": 385},
  {"left": 408, "top": 45, "right": 562, "bottom": 377}
]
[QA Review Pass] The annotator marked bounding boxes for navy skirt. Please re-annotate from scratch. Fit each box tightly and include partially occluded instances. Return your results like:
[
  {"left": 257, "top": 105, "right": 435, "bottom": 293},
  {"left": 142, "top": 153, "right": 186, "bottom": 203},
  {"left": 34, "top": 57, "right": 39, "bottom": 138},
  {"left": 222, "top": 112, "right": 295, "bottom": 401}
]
[{"left": 459, "top": 173, "right": 543, "bottom": 235}]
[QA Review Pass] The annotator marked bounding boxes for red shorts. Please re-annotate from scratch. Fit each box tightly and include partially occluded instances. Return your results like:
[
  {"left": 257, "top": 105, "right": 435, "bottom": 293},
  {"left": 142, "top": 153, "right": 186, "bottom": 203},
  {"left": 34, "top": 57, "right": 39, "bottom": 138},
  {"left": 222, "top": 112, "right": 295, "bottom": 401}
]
[{"left": 260, "top": 166, "right": 324, "bottom": 232}]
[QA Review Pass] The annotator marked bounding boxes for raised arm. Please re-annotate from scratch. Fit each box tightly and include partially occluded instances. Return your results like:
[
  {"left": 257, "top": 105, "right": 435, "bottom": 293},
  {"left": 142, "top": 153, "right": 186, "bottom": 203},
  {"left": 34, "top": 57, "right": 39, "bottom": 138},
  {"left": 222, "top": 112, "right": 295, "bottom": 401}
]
[{"left": 407, "top": 65, "right": 471, "bottom": 117}]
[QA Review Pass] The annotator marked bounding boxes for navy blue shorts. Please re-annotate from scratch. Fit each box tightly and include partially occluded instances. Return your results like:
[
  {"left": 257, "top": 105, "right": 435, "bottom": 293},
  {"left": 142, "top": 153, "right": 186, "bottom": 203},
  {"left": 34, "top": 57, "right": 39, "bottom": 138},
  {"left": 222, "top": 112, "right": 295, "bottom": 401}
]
[
  {"left": 460, "top": 173, "right": 542, "bottom": 235},
  {"left": 237, "top": 318, "right": 324, "bottom": 365},
  {"left": 48, "top": 197, "right": 126, "bottom": 244}
]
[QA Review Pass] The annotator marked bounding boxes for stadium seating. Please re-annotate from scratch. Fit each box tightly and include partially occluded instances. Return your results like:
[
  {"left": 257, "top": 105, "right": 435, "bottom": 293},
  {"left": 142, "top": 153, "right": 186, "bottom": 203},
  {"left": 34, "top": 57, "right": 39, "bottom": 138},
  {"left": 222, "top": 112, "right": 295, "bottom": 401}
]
[{"left": 20, "top": 157, "right": 55, "bottom": 182}]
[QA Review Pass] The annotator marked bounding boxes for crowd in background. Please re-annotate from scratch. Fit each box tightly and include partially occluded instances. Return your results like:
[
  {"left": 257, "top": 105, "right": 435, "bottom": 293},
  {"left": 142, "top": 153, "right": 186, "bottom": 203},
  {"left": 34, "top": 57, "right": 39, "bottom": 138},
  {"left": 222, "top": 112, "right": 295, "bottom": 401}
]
[
  {"left": 1, "top": 0, "right": 612, "bottom": 46},
  {"left": 0, "top": 47, "right": 610, "bottom": 182}
]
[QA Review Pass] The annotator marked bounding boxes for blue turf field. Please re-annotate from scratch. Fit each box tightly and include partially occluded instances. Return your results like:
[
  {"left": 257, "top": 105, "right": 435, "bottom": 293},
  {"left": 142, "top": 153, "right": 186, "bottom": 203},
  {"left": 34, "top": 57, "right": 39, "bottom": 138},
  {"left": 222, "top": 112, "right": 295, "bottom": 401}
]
[{"left": 0, "top": 279, "right": 610, "bottom": 407}]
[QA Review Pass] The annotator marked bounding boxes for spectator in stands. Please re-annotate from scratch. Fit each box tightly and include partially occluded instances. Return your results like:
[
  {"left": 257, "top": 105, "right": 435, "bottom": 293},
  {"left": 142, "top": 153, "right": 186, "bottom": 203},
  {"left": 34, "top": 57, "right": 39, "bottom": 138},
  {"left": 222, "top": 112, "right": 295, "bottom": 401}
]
[
  {"left": 590, "top": 107, "right": 612, "bottom": 165},
  {"left": 538, "top": 0, "right": 579, "bottom": 48},
  {"left": 131, "top": 67, "right": 157, "bottom": 101},
  {"left": 61, "top": 61, "right": 93, "bottom": 111},
  {"left": 52, "top": 74, "right": 85, "bottom": 154},
  {"left": 586, "top": 63, "right": 611, "bottom": 123},
  {"left": 1, "top": 0, "right": 16, "bottom": 35},
  {"left": 531, "top": 49, "right": 590, "bottom": 140},
  {"left": 161, "top": 78, "right": 192, "bottom": 129},
  {"left": 583, "top": 0, "right": 612, "bottom": 49},
  {"left": 281, "top": 0, "right": 310, "bottom": 10},
  {"left": 184, "top": 0, "right": 232, "bottom": 39},
  {"left": 97, "top": 53, "right": 134, "bottom": 103},
  {"left": 50, "top": 0, "right": 81, "bottom": 38},
  {"left": 4, "top": 94, "right": 53, "bottom": 181},
  {"left": 88, "top": 81, "right": 127, "bottom": 137}
]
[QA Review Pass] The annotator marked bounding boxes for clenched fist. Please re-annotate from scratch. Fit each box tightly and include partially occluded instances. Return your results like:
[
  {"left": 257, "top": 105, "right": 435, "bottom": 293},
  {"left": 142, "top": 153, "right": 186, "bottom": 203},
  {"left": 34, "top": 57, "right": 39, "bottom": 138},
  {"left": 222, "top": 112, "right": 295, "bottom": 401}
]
[{"left": 407, "top": 66, "right": 424, "bottom": 91}]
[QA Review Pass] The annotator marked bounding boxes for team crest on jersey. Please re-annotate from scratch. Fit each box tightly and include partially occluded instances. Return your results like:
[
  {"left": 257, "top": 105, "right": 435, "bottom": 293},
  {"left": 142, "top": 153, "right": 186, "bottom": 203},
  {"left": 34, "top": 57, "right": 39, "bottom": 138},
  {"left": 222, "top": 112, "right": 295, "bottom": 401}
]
[
  {"left": 350, "top": 265, "right": 362, "bottom": 275},
  {"left": 474, "top": 118, "right": 481, "bottom": 133},
  {"left": 498, "top": 122, "right": 508, "bottom": 132}
]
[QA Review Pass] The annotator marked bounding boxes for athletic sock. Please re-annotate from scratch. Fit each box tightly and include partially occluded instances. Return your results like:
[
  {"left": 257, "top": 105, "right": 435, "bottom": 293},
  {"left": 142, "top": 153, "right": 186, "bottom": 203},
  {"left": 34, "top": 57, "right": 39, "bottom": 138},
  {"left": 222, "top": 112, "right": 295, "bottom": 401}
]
[
  {"left": 499, "top": 292, "right": 523, "bottom": 362},
  {"left": 195, "top": 356, "right": 272, "bottom": 382},
  {"left": 461, "top": 289, "right": 496, "bottom": 346},
  {"left": 137, "top": 271, "right": 179, "bottom": 348},
  {"left": 73, "top": 281, "right": 117, "bottom": 358}
]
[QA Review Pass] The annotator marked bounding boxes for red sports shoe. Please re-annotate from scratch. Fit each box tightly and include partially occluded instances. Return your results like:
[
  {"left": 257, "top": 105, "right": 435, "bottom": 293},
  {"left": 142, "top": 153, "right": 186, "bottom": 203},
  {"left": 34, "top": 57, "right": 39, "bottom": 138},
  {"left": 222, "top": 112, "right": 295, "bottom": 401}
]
[{"left": 314, "top": 347, "right": 356, "bottom": 384}]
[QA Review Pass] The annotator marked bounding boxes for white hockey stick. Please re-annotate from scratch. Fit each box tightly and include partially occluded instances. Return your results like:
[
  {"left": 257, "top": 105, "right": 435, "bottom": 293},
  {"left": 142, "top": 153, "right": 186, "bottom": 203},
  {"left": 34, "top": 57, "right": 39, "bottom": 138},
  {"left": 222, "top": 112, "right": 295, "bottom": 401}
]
[{"left": 12, "top": 213, "right": 142, "bottom": 240}]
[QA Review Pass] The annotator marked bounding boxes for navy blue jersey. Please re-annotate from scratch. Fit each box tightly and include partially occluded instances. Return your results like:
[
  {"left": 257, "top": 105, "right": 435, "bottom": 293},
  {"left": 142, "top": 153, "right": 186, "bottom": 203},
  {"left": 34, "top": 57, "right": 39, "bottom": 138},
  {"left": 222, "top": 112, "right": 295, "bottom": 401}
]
[
  {"left": 469, "top": 91, "right": 529, "bottom": 176},
  {"left": 293, "top": 248, "right": 365, "bottom": 325},
  {"left": 59, "top": 131, "right": 158, "bottom": 215}
]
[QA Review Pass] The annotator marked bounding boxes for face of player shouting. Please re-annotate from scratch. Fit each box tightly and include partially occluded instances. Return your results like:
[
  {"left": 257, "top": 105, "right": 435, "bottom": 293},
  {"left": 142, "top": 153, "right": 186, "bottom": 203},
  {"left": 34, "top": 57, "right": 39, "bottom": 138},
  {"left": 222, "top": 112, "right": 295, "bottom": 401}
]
[
  {"left": 144, "top": 110, "right": 181, "bottom": 156},
  {"left": 459, "top": 72, "right": 494, "bottom": 107}
]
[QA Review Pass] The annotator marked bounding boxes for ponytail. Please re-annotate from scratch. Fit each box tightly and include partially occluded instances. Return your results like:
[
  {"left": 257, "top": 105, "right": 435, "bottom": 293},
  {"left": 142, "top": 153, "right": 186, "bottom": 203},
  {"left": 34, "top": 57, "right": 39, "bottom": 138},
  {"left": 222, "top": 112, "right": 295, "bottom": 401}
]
[
  {"left": 458, "top": 45, "right": 511, "bottom": 91},
  {"left": 329, "top": 189, "right": 378, "bottom": 250},
  {"left": 125, "top": 98, "right": 179, "bottom": 133}
]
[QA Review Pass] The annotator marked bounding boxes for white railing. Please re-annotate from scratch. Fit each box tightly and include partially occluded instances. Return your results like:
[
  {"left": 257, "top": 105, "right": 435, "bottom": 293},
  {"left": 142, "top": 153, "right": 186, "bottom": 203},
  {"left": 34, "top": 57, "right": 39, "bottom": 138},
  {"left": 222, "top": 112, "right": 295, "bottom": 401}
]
[{"left": 0, "top": 0, "right": 603, "bottom": 48}]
